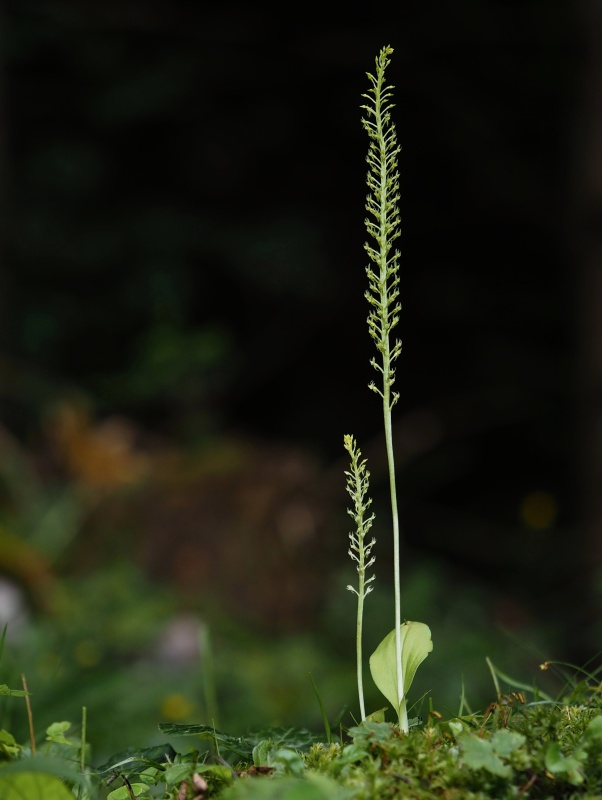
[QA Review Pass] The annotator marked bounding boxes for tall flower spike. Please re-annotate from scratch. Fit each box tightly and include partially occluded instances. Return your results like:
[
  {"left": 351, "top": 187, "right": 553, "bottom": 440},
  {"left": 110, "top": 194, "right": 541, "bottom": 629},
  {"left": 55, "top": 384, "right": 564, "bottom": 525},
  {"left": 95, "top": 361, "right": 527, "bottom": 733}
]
[
  {"left": 361, "top": 45, "right": 406, "bottom": 728},
  {"left": 362, "top": 44, "right": 402, "bottom": 411},
  {"left": 344, "top": 434, "right": 375, "bottom": 720}
]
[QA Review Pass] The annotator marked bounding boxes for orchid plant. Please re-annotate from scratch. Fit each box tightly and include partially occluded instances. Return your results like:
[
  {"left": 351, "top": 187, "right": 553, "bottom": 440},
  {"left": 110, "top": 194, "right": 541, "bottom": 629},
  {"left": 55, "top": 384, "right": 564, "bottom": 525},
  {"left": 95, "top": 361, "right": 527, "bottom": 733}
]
[{"left": 345, "top": 45, "right": 432, "bottom": 733}]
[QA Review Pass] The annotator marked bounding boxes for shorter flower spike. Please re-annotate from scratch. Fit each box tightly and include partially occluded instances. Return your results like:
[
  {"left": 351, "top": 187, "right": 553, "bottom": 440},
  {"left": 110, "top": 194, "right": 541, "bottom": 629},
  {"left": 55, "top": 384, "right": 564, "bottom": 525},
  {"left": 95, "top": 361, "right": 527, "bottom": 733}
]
[{"left": 344, "top": 434, "right": 376, "bottom": 720}]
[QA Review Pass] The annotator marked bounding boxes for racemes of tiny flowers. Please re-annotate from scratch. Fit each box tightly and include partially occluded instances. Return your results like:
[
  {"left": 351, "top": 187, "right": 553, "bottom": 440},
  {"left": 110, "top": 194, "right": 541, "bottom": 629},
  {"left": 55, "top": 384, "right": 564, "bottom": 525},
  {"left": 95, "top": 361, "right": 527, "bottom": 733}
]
[{"left": 344, "top": 434, "right": 375, "bottom": 721}]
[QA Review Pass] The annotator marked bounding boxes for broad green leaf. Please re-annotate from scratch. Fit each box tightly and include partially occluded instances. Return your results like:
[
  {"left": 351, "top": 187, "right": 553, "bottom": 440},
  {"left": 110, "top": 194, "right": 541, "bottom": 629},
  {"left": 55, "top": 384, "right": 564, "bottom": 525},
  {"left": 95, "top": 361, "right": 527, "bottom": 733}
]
[
  {"left": 369, "top": 621, "right": 432, "bottom": 720},
  {"left": 0, "top": 772, "right": 75, "bottom": 800},
  {"left": 458, "top": 734, "right": 511, "bottom": 778}
]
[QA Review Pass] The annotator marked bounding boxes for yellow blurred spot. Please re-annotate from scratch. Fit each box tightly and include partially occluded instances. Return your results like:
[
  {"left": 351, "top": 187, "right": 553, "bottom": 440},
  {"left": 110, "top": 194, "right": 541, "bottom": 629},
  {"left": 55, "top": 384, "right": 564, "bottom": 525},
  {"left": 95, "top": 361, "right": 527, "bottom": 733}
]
[
  {"left": 73, "top": 639, "right": 102, "bottom": 667},
  {"left": 160, "top": 693, "right": 194, "bottom": 720},
  {"left": 520, "top": 491, "right": 558, "bottom": 530}
]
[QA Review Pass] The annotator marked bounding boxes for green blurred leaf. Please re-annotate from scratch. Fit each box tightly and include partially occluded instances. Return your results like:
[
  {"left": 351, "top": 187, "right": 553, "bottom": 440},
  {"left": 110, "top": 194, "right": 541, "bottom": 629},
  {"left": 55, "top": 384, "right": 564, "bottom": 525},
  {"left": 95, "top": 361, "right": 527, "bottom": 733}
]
[
  {"left": 348, "top": 721, "right": 394, "bottom": 746},
  {"left": 108, "top": 783, "right": 150, "bottom": 800},
  {"left": 0, "top": 729, "right": 21, "bottom": 757},
  {"left": 271, "top": 748, "right": 304, "bottom": 778},
  {"left": 220, "top": 774, "right": 348, "bottom": 800},
  {"left": 163, "top": 762, "right": 191, "bottom": 786},
  {"left": 364, "top": 707, "right": 387, "bottom": 723},
  {"left": 158, "top": 723, "right": 251, "bottom": 757},
  {"left": 586, "top": 714, "right": 602, "bottom": 742},
  {"left": 45, "top": 721, "right": 74, "bottom": 745},
  {"left": 196, "top": 764, "right": 233, "bottom": 781},
  {"left": 96, "top": 744, "right": 176, "bottom": 777},
  {"left": 0, "top": 754, "right": 91, "bottom": 790},
  {"left": 0, "top": 684, "right": 28, "bottom": 697},
  {"left": 253, "top": 740, "right": 274, "bottom": 766},
  {"left": 459, "top": 733, "right": 511, "bottom": 778},
  {"left": 489, "top": 729, "right": 525, "bottom": 758},
  {"left": 0, "top": 772, "right": 75, "bottom": 800},
  {"left": 247, "top": 727, "right": 321, "bottom": 752},
  {"left": 544, "top": 742, "right": 585, "bottom": 786}
]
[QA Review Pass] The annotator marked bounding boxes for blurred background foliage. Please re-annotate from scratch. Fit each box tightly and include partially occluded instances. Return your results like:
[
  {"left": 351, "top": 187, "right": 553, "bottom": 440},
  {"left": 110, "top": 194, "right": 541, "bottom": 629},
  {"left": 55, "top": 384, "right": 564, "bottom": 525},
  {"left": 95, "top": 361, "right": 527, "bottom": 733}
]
[{"left": 0, "top": 0, "right": 599, "bottom": 763}]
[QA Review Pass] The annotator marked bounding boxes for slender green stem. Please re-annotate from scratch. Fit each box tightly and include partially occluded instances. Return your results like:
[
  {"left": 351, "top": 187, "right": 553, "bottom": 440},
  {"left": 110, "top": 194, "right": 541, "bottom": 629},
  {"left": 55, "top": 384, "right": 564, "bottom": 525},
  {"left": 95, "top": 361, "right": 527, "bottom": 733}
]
[
  {"left": 356, "top": 578, "right": 367, "bottom": 720},
  {"left": 21, "top": 673, "right": 36, "bottom": 755},
  {"left": 384, "top": 398, "right": 404, "bottom": 727}
]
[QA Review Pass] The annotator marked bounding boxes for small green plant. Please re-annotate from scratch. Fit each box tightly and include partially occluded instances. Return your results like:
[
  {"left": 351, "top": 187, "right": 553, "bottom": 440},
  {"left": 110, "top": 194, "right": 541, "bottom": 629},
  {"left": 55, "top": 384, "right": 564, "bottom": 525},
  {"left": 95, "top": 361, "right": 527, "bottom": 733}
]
[{"left": 345, "top": 45, "right": 432, "bottom": 732}]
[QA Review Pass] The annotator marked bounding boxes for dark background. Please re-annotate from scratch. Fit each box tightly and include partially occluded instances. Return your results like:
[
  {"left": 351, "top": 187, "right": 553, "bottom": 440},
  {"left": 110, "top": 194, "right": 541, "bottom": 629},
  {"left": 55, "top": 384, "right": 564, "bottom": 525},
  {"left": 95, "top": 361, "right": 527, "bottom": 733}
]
[{"left": 0, "top": 0, "right": 600, "bottom": 752}]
